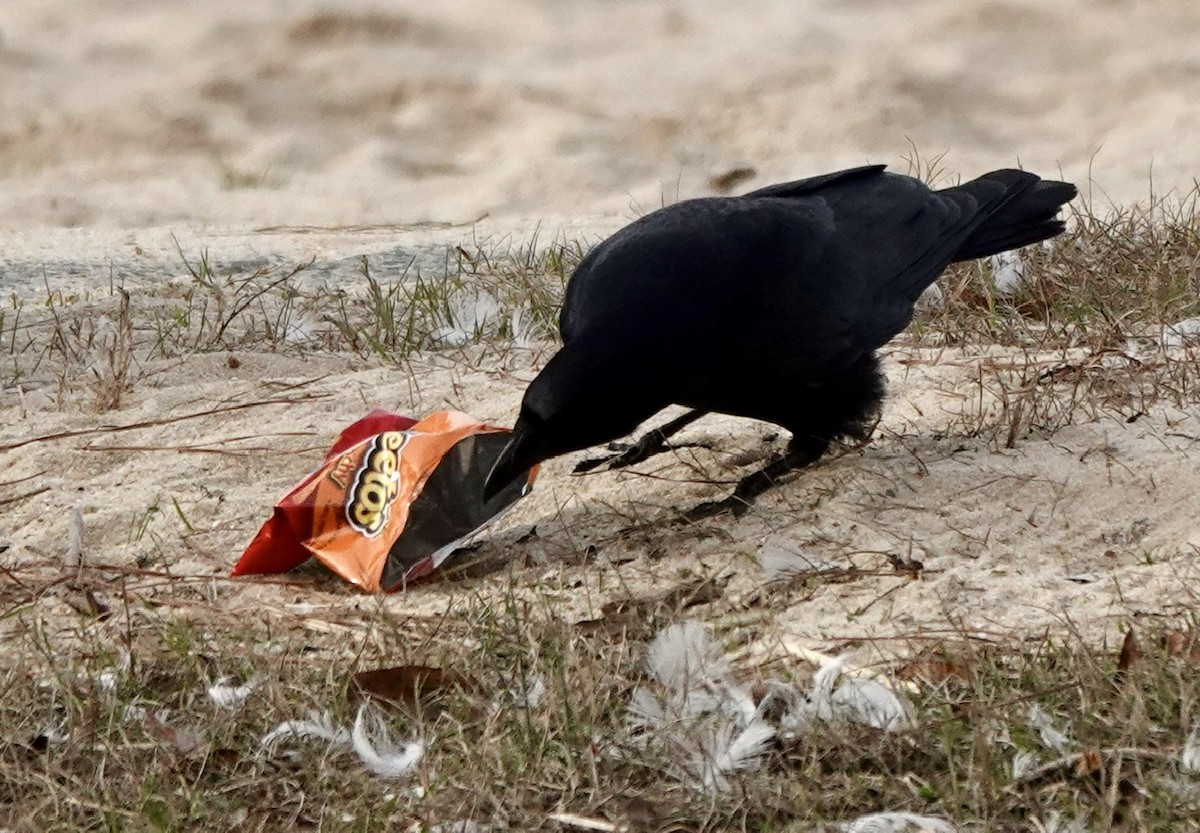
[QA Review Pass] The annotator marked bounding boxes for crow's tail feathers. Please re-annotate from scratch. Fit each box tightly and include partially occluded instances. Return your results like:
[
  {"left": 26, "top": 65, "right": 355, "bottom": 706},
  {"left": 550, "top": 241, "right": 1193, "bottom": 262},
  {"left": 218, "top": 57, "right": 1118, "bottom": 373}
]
[{"left": 950, "top": 170, "right": 1077, "bottom": 262}]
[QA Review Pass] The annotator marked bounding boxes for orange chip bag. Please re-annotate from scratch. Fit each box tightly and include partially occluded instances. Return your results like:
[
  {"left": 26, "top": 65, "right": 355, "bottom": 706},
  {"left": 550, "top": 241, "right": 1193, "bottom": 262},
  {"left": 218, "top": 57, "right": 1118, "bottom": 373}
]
[{"left": 232, "top": 409, "right": 535, "bottom": 592}]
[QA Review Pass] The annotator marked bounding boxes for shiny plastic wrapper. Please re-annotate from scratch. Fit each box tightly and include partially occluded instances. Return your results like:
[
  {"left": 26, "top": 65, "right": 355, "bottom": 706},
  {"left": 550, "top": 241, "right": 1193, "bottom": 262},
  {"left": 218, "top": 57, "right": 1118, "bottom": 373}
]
[{"left": 232, "top": 409, "right": 534, "bottom": 592}]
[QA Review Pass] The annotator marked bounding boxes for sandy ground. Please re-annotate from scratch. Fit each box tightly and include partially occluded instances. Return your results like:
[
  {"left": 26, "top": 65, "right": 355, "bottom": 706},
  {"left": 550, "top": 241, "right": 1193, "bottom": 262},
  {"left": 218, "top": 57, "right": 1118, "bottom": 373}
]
[
  {"left": 3, "top": 340, "right": 1199, "bottom": 667},
  {"left": 2, "top": 0, "right": 1200, "bottom": 235},
  {"left": 2, "top": 0, "right": 1200, "bottom": 665}
]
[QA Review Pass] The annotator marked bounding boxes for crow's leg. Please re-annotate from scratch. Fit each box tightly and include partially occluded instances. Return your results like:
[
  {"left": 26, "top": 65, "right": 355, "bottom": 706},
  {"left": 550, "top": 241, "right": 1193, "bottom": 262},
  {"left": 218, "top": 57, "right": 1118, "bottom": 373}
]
[
  {"left": 846, "top": 408, "right": 882, "bottom": 450},
  {"left": 573, "top": 409, "right": 710, "bottom": 473},
  {"left": 683, "top": 434, "right": 831, "bottom": 521},
  {"left": 682, "top": 354, "right": 884, "bottom": 520}
]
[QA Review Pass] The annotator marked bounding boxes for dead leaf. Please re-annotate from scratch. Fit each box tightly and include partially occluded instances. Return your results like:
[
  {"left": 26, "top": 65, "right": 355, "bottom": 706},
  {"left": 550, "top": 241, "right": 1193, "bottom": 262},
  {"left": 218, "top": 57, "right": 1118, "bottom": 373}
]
[
  {"left": 896, "top": 644, "right": 975, "bottom": 686},
  {"left": 708, "top": 166, "right": 757, "bottom": 194},
  {"left": 1116, "top": 628, "right": 1142, "bottom": 677},
  {"left": 145, "top": 712, "right": 206, "bottom": 757},
  {"left": 1163, "top": 630, "right": 1200, "bottom": 665},
  {"left": 1075, "top": 749, "right": 1103, "bottom": 777},
  {"left": 209, "top": 747, "right": 242, "bottom": 769},
  {"left": 348, "top": 665, "right": 472, "bottom": 709},
  {"left": 61, "top": 586, "right": 111, "bottom": 620},
  {"left": 897, "top": 657, "right": 969, "bottom": 686}
]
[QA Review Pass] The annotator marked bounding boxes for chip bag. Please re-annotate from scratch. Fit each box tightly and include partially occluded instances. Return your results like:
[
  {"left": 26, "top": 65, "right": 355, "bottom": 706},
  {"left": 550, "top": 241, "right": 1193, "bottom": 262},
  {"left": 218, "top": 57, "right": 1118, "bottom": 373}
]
[{"left": 232, "top": 409, "right": 535, "bottom": 591}]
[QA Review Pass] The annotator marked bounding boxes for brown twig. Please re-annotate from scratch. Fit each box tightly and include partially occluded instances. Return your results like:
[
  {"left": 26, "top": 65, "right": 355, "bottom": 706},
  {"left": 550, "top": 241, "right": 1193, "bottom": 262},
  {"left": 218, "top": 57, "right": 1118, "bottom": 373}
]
[
  {"left": 0, "top": 394, "right": 331, "bottom": 452},
  {"left": 0, "top": 487, "right": 50, "bottom": 508}
]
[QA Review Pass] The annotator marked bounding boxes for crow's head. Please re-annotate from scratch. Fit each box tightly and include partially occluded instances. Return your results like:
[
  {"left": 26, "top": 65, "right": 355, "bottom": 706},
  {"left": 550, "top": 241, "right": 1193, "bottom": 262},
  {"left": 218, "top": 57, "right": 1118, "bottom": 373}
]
[{"left": 483, "top": 340, "right": 663, "bottom": 501}]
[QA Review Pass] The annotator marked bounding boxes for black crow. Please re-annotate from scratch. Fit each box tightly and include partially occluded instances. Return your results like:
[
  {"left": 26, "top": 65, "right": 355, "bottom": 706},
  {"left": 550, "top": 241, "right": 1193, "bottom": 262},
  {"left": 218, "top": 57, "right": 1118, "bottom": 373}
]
[{"left": 483, "top": 165, "right": 1076, "bottom": 514}]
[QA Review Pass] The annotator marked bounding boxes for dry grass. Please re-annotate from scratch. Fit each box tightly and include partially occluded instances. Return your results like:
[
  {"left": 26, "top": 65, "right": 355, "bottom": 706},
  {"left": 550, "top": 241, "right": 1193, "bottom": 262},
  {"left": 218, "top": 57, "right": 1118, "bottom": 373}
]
[
  {"left": 917, "top": 193, "right": 1200, "bottom": 350},
  {"left": 4, "top": 187, "right": 1200, "bottom": 831},
  {"left": 3, "top": 565, "right": 1200, "bottom": 831},
  {"left": 0, "top": 233, "right": 581, "bottom": 411}
]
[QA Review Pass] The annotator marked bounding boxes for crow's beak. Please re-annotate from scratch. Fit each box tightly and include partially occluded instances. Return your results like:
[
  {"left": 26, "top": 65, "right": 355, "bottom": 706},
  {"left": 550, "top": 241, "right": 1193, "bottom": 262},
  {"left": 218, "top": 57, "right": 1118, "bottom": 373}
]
[{"left": 483, "top": 426, "right": 540, "bottom": 503}]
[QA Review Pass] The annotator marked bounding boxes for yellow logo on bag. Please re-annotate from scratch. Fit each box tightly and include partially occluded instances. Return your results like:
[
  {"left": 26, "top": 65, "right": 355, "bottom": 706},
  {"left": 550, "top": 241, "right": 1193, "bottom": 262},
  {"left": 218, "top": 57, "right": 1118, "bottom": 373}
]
[{"left": 346, "top": 431, "right": 409, "bottom": 537}]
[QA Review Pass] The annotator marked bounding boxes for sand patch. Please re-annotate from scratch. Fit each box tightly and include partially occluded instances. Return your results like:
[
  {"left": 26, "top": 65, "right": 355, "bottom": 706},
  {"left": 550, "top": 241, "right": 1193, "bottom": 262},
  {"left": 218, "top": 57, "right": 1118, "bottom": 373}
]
[{"left": 4, "top": 339, "right": 1197, "bottom": 663}]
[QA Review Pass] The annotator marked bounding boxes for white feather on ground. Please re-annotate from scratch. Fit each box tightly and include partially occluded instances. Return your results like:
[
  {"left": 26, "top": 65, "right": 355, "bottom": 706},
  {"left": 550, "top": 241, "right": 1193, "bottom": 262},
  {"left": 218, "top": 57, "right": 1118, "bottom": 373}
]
[
  {"left": 35, "top": 724, "right": 71, "bottom": 745},
  {"left": 915, "top": 282, "right": 944, "bottom": 311},
  {"left": 508, "top": 306, "right": 540, "bottom": 348},
  {"left": 207, "top": 677, "right": 257, "bottom": 709},
  {"left": 95, "top": 649, "right": 131, "bottom": 693},
  {"left": 121, "top": 704, "right": 149, "bottom": 723},
  {"left": 629, "top": 624, "right": 925, "bottom": 793},
  {"left": 432, "top": 291, "right": 502, "bottom": 346},
  {"left": 260, "top": 710, "right": 420, "bottom": 782},
  {"left": 827, "top": 676, "right": 912, "bottom": 732},
  {"left": 97, "top": 670, "right": 120, "bottom": 692},
  {"left": 628, "top": 620, "right": 775, "bottom": 792},
  {"left": 260, "top": 710, "right": 351, "bottom": 749},
  {"left": 281, "top": 314, "right": 320, "bottom": 346},
  {"left": 756, "top": 544, "right": 842, "bottom": 580},
  {"left": 697, "top": 720, "right": 777, "bottom": 792},
  {"left": 646, "top": 620, "right": 732, "bottom": 692},
  {"left": 1027, "top": 704, "right": 1071, "bottom": 753},
  {"left": 351, "top": 705, "right": 425, "bottom": 779},
  {"left": 492, "top": 675, "right": 546, "bottom": 711},
  {"left": 627, "top": 623, "right": 928, "bottom": 792},
  {"left": 782, "top": 656, "right": 912, "bottom": 732},
  {"left": 1181, "top": 722, "right": 1200, "bottom": 774},
  {"left": 427, "top": 822, "right": 490, "bottom": 833},
  {"left": 626, "top": 686, "right": 668, "bottom": 744},
  {"left": 1030, "top": 812, "right": 1094, "bottom": 833},
  {"left": 987, "top": 250, "right": 1026, "bottom": 295},
  {"left": 1011, "top": 750, "right": 1041, "bottom": 779},
  {"left": 519, "top": 676, "right": 546, "bottom": 709},
  {"left": 840, "top": 810, "right": 958, "bottom": 832}
]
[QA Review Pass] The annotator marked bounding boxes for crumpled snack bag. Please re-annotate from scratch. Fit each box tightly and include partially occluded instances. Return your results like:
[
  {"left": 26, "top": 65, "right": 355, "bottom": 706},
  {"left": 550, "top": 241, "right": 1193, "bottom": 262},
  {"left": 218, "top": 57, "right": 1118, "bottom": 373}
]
[{"left": 232, "top": 409, "right": 535, "bottom": 592}]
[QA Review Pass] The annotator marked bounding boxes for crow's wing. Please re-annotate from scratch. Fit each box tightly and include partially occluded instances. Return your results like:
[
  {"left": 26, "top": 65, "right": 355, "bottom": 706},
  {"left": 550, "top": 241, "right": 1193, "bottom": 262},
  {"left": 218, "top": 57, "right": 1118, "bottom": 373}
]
[
  {"left": 558, "top": 195, "right": 835, "bottom": 346},
  {"left": 559, "top": 166, "right": 888, "bottom": 345},
  {"left": 740, "top": 164, "right": 887, "bottom": 199},
  {"left": 559, "top": 170, "right": 1012, "bottom": 380}
]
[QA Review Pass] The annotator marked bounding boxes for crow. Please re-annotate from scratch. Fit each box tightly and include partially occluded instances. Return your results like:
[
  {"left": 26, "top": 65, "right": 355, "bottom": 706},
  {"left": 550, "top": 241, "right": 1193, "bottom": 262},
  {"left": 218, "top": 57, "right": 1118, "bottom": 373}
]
[{"left": 483, "top": 165, "right": 1077, "bottom": 515}]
